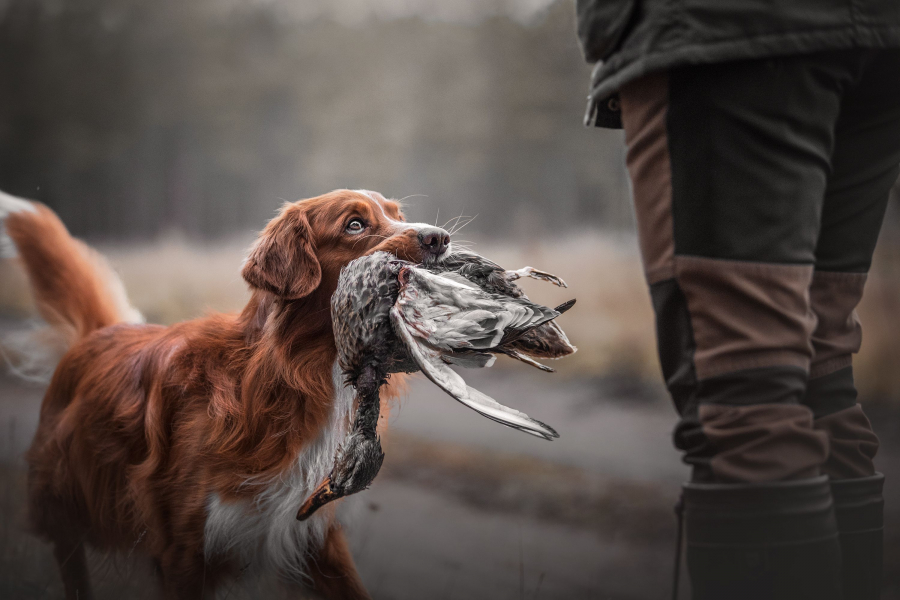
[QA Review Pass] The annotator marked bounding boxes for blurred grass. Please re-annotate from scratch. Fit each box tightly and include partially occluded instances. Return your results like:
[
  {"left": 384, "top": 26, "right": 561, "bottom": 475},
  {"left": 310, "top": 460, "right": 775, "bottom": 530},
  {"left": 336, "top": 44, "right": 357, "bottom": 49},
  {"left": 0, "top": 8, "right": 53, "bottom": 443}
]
[{"left": 1, "top": 229, "right": 899, "bottom": 401}]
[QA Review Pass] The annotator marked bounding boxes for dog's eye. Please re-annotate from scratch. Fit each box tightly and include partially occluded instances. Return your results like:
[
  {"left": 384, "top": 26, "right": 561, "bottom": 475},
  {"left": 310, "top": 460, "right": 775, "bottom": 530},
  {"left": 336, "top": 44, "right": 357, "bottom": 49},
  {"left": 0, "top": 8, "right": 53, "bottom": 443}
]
[{"left": 345, "top": 218, "right": 366, "bottom": 234}]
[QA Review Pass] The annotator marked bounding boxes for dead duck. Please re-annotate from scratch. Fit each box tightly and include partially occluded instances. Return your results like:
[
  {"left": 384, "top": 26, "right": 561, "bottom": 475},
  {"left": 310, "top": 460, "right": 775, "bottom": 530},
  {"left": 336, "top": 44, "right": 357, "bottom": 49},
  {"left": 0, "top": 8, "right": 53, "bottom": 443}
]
[
  {"left": 391, "top": 261, "right": 572, "bottom": 436},
  {"left": 296, "top": 251, "right": 574, "bottom": 520},
  {"left": 296, "top": 253, "right": 410, "bottom": 521}
]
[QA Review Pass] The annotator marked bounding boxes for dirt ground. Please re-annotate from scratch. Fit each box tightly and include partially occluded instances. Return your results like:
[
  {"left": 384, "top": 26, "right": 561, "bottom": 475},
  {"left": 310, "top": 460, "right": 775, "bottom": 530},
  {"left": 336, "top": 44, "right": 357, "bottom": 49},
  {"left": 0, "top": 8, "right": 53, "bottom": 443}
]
[{"left": 1, "top": 319, "right": 899, "bottom": 599}]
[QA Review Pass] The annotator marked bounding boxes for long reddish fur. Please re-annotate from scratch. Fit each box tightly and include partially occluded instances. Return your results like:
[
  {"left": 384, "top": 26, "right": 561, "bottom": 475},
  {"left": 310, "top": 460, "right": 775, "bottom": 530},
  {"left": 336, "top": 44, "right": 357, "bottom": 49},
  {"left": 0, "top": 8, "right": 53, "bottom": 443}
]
[{"left": 8, "top": 190, "right": 422, "bottom": 599}]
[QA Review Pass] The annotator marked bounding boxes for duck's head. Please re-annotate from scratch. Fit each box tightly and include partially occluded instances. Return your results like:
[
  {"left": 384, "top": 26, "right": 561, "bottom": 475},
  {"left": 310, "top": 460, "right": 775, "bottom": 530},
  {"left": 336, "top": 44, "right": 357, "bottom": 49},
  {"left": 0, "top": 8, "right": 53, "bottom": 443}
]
[{"left": 296, "top": 430, "right": 385, "bottom": 521}]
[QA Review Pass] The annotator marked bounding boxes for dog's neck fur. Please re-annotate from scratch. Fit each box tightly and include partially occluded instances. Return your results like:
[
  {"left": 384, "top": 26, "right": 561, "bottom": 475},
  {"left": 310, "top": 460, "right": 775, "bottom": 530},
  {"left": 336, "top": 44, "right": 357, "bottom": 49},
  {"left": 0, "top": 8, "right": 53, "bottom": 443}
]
[
  {"left": 202, "top": 287, "right": 341, "bottom": 490},
  {"left": 202, "top": 286, "right": 355, "bottom": 573}
]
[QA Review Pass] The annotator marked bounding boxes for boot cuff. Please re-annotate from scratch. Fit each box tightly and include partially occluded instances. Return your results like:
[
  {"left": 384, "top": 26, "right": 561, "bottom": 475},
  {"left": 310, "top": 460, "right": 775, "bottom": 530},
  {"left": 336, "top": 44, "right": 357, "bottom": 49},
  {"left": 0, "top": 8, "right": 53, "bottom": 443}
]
[
  {"left": 830, "top": 472, "right": 884, "bottom": 532},
  {"left": 683, "top": 475, "right": 837, "bottom": 546}
]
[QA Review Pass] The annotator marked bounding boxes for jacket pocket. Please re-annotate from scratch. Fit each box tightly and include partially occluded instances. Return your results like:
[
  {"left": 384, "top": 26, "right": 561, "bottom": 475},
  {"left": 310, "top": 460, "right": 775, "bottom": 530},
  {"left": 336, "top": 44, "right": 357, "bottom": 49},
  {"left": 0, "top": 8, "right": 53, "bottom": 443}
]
[{"left": 576, "top": 0, "right": 639, "bottom": 63}]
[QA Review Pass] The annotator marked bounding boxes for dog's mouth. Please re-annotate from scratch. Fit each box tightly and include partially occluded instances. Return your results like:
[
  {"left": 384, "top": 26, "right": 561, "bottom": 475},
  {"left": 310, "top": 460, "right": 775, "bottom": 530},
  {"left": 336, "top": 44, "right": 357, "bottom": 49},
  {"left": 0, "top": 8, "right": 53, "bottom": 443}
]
[{"left": 420, "top": 244, "right": 451, "bottom": 267}]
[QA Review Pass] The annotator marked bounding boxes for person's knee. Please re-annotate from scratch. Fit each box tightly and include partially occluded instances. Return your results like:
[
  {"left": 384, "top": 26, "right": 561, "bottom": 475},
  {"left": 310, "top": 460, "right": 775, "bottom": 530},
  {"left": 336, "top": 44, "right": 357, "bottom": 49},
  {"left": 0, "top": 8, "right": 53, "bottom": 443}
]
[{"left": 696, "top": 403, "right": 829, "bottom": 483}]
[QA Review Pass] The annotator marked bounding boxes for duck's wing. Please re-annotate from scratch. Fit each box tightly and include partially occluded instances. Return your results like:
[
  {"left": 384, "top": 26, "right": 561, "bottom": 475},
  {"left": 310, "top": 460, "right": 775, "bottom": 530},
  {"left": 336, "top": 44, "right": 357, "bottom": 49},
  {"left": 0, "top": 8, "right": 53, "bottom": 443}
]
[
  {"left": 432, "top": 250, "right": 526, "bottom": 297},
  {"left": 442, "top": 351, "right": 496, "bottom": 369},
  {"left": 399, "top": 268, "right": 562, "bottom": 353},
  {"left": 391, "top": 305, "right": 559, "bottom": 440},
  {"left": 440, "top": 249, "right": 504, "bottom": 273}
]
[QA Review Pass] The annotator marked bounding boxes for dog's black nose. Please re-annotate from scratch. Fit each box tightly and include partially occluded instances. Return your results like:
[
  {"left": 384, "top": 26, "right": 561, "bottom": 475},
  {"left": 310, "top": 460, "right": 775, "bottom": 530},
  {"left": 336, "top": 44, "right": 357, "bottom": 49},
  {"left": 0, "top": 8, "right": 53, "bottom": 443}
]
[{"left": 417, "top": 227, "right": 451, "bottom": 256}]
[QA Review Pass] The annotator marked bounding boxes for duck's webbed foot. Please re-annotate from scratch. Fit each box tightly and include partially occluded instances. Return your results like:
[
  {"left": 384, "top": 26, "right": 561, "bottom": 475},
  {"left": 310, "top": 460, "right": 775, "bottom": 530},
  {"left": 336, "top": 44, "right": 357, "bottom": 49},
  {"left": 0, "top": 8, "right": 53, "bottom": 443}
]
[{"left": 506, "top": 266, "right": 567, "bottom": 288}]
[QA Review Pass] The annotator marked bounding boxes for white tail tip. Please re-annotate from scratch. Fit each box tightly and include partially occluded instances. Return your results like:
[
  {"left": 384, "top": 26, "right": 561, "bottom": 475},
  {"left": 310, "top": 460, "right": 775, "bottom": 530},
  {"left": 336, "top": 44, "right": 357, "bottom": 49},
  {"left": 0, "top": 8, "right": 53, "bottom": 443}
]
[{"left": 0, "top": 190, "right": 37, "bottom": 258}]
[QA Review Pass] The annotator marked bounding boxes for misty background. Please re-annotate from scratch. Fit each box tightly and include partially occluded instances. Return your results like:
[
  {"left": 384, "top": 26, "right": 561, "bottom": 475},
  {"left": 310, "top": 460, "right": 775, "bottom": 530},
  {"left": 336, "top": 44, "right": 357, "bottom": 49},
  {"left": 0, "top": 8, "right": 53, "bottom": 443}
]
[
  {"left": 0, "top": 1, "right": 899, "bottom": 598},
  {"left": 0, "top": 0, "right": 630, "bottom": 240}
]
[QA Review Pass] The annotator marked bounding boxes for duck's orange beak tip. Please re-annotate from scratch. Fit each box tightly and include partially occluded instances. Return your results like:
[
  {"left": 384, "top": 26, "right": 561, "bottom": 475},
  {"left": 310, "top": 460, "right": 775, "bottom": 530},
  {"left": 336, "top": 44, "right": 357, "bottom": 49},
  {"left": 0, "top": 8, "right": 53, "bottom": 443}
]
[{"left": 296, "top": 478, "right": 336, "bottom": 521}]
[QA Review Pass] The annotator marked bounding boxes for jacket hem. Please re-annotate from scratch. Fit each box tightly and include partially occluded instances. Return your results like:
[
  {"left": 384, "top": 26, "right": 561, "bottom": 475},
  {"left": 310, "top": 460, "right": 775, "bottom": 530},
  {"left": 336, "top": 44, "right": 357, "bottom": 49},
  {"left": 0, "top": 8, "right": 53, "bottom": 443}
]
[{"left": 585, "top": 26, "right": 900, "bottom": 127}]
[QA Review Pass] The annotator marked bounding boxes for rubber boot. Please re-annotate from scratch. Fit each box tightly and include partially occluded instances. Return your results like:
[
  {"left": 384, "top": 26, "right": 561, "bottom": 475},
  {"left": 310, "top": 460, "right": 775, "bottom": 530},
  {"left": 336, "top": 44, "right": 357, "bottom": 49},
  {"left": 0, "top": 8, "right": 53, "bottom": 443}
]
[
  {"left": 682, "top": 475, "right": 842, "bottom": 600},
  {"left": 831, "top": 473, "right": 884, "bottom": 600}
]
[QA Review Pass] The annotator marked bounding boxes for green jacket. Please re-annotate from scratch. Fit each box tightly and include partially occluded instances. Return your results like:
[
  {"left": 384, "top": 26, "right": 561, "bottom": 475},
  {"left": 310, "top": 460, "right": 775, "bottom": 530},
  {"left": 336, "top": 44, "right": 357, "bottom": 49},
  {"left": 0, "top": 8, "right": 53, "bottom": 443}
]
[{"left": 578, "top": 0, "right": 900, "bottom": 128}]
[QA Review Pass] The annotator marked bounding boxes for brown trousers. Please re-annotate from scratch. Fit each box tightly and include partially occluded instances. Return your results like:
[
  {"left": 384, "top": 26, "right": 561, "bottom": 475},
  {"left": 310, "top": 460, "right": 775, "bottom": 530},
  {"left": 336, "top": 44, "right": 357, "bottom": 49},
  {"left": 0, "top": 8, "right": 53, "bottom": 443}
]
[{"left": 618, "top": 50, "right": 900, "bottom": 483}]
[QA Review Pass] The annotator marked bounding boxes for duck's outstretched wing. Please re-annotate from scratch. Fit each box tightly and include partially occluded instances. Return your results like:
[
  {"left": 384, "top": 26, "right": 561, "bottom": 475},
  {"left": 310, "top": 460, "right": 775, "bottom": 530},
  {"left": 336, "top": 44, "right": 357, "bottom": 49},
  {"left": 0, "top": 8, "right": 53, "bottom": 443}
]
[{"left": 391, "top": 306, "right": 559, "bottom": 440}]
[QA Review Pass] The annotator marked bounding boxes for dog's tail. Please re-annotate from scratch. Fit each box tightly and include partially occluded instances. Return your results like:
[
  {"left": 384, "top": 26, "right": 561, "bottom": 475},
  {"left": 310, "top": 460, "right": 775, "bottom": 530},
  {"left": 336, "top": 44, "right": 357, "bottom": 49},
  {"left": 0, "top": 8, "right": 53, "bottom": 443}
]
[{"left": 1, "top": 190, "right": 142, "bottom": 381}]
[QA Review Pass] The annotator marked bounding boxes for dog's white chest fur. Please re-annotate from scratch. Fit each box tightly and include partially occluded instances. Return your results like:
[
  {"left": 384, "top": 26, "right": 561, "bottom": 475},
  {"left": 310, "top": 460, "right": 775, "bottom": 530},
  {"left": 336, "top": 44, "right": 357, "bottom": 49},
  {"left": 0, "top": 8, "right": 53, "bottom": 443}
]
[{"left": 203, "top": 360, "right": 354, "bottom": 576}]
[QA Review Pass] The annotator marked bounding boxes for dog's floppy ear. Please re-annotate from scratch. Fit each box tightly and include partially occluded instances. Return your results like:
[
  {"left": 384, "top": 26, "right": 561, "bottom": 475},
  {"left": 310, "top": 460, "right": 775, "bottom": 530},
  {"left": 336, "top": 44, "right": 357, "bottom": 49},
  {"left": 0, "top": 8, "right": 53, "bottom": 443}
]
[{"left": 242, "top": 204, "right": 322, "bottom": 299}]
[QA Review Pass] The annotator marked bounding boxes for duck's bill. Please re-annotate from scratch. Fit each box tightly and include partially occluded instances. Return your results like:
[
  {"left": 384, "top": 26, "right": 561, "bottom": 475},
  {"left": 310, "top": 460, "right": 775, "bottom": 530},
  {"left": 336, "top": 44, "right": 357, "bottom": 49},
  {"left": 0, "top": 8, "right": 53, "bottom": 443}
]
[{"left": 296, "top": 478, "right": 338, "bottom": 521}]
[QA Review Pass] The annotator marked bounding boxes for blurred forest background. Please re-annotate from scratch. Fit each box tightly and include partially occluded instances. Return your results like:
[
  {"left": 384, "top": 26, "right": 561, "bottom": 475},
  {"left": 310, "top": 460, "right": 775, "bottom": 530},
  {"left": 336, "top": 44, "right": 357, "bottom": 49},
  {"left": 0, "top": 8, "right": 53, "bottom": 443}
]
[
  {"left": 0, "top": 0, "right": 899, "bottom": 598},
  {"left": 0, "top": 0, "right": 629, "bottom": 239}
]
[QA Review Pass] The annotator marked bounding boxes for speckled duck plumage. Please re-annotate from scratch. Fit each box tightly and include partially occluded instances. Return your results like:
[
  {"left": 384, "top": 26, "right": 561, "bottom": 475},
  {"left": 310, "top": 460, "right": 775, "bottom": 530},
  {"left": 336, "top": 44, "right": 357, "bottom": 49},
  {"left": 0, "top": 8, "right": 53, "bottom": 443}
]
[{"left": 297, "top": 250, "right": 575, "bottom": 520}]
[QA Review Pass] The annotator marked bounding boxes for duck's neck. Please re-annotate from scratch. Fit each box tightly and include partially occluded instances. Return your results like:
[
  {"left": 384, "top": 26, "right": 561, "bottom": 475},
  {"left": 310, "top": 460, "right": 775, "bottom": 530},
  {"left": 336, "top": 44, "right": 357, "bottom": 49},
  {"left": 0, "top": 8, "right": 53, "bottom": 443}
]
[{"left": 353, "top": 365, "right": 386, "bottom": 438}]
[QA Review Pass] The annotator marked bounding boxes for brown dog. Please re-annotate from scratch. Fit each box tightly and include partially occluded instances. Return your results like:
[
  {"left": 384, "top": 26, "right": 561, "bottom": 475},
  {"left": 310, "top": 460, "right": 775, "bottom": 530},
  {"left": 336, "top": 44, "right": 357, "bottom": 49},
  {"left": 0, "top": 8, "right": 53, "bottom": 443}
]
[{"left": 0, "top": 189, "right": 451, "bottom": 599}]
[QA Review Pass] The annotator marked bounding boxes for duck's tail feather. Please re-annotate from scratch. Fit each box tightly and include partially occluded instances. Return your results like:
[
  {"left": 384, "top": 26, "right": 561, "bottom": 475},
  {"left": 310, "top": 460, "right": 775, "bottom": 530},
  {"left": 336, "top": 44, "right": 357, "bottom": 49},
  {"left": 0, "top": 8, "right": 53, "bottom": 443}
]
[{"left": 554, "top": 299, "right": 576, "bottom": 314}]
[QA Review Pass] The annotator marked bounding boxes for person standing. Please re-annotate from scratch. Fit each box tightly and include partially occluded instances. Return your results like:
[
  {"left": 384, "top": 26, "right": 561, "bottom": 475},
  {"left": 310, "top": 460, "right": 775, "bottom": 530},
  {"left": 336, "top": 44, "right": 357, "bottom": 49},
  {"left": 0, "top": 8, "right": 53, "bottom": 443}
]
[{"left": 576, "top": 2, "right": 900, "bottom": 598}]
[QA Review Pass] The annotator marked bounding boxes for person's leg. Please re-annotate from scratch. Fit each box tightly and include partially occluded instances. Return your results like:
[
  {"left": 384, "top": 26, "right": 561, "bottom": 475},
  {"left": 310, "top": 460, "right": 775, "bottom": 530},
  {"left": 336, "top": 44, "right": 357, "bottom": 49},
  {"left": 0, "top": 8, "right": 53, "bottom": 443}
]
[
  {"left": 805, "top": 48, "right": 900, "bottom": 600},
  {"left": 621, "top": 53, "right": 862, "bottom": 483},
  {"left": 619, "top": 51, "right": 872, "bottom": 599}
]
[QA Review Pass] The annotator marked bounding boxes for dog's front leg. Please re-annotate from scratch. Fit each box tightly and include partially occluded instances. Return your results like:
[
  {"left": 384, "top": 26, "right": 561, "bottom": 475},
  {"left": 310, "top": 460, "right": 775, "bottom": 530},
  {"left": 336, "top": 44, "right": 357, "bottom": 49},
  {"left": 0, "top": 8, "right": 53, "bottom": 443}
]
[
  {"left": 301, "top": 523, "right": 371, "bottom": 600},
  {"left": 156, "top": 545, "right": 219, "bottom": 600}
]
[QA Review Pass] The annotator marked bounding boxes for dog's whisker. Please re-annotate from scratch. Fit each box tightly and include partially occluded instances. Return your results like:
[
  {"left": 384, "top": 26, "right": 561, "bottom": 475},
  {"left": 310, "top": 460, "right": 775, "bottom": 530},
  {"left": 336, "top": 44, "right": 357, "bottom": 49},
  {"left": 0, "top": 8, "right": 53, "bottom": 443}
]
[
  {"left": 458, "top": 214, "right": 478, "bottom": 230},
  {"left": 396, "top": 193, "right": 427, "bottom": 204},
  {"left": 442, "top": 213, "right": 472, "bottom": 232},
  {"left": 445, "top": 211, "right": 472, "bottom": 231},
  {"left": 449, "top": 215, "right": 477, "bottom": 236}
]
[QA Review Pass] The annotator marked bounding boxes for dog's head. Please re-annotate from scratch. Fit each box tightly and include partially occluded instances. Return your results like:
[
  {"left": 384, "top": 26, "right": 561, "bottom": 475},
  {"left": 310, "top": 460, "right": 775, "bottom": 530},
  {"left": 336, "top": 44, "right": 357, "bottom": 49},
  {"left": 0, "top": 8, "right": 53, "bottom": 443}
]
[{"left": 242, "top": 189, "right": 451, "bottom": 300}]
